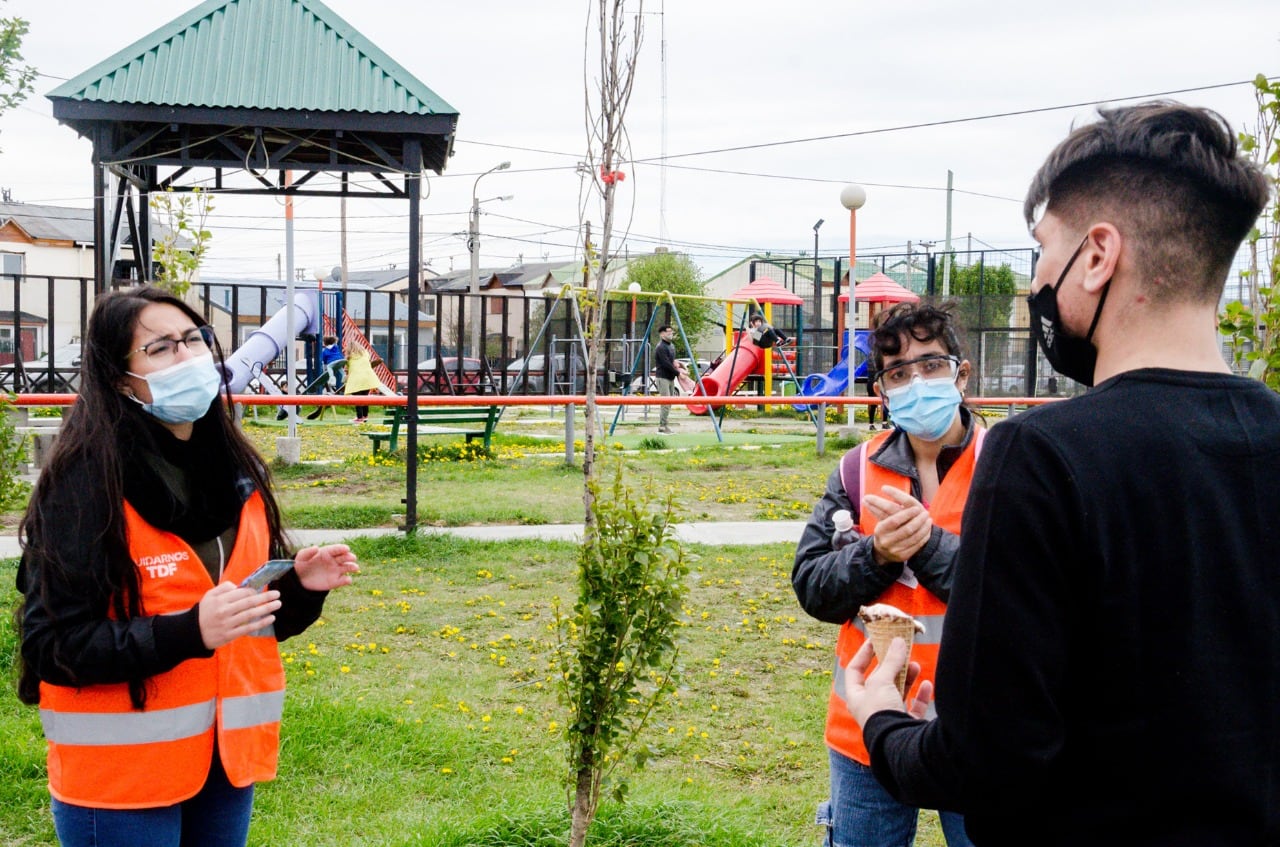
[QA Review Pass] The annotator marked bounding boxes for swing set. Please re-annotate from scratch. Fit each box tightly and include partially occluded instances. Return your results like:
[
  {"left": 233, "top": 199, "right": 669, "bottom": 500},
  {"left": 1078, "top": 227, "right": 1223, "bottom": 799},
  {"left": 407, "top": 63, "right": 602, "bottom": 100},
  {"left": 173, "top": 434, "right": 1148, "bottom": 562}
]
[{"left": 511, "top": 285, "right": 816, "bottom": 443}]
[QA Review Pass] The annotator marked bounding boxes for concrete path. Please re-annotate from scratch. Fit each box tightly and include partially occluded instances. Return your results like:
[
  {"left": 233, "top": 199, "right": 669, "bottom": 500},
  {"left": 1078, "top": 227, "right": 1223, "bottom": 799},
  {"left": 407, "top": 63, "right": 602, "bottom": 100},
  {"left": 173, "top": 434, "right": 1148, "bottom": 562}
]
[{"left": 0, "top": 520, "right": 806, "bottom": 559}]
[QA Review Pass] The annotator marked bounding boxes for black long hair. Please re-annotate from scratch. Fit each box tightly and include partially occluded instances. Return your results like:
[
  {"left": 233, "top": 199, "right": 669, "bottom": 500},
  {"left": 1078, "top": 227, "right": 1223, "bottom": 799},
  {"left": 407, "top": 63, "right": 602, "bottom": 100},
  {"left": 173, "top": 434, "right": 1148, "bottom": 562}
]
[{"left": 17, "top": 287, "right": 290, "bottom": 707}]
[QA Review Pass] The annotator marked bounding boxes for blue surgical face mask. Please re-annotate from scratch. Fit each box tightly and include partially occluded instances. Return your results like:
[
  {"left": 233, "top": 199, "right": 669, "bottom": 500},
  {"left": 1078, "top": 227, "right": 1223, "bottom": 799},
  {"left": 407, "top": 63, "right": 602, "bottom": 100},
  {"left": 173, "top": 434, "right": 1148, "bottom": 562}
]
[
  {"left": 885, "top": 376, "right": 963, "bottom": 441},
  {"left": 128, "top": 353, "right": 222, "bottom": 424}
]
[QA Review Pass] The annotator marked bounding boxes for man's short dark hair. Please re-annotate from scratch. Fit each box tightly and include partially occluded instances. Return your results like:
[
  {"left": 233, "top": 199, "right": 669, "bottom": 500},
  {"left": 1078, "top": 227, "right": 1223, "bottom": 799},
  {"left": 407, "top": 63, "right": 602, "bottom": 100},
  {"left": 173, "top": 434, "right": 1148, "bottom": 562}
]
[
  {"left": 658, "top": 325, "right": 673, "bottom": 334},
  {"left": 1024, "top": 101, "right": 1271, "bottom": 303},
  {"left": 871, "top": 303, "right": 963, "bottom": 373}
]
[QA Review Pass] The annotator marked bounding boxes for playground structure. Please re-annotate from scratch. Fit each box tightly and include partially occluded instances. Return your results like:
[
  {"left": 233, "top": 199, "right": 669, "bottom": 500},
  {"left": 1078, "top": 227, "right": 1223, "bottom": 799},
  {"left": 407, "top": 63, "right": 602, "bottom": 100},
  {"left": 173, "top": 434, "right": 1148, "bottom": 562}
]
[
  {"left": 684, "top": 277, "right": 806, "bottom": 417},
  {"left": 795, "top": 329, "right": 871, "bottom": 408},
  {"left": 792, "top": 271, "right": 921, "bottom": 410},
  {"left": 208, "top": 278, "right": 837, "bottom": 438},
  {"left": 7, "top": 261, "right": 993, "bottom": 433},
  {"left": 217, "top": 288, "right": 398, "bottom": 422}
]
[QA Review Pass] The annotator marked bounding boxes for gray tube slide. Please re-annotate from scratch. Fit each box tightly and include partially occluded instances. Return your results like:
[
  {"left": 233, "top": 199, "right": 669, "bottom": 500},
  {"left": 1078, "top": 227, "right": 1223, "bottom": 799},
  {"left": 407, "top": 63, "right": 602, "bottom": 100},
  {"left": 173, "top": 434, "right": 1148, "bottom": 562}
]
[{"left": 221, "top": 291, "right": 321, "bottom": 392}]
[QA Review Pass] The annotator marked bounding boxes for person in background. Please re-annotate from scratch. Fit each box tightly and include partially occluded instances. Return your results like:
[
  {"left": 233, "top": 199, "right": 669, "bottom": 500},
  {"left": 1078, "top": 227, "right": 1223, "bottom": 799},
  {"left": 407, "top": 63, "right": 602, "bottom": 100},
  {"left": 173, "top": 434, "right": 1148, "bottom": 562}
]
[
  {"left": 306, "top": 335, "right": 347, "bottom": 420},
  {"left": 319, "top": 334, "right": 345, "bottom": 390},
  {"left": 747, "top": 311, "right": 789, "bottom": 349},
  {"left": 16, "top": 286, "right": 359, "bottom": 847},
  {"left": 343, "top": 342, "right": 382, "bottom": 424},
  {"left": 844, "top": 102, "right": 1278, "bottom": 846},
  {"left": 653, "top": 324, "right": 684, "bottom": 434},
  {"left": 793, "top": 302, "right": 981, "bottom": 847}
]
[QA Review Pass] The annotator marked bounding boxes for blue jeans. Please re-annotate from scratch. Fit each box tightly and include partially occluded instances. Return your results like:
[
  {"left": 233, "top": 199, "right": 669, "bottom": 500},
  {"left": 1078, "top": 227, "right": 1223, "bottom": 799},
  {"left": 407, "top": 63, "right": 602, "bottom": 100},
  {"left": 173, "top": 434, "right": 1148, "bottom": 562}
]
[
  {"left": 819, "top": 748, "right": 973, "bottom": 847},
  {"left": 51, "top": 753, "right": 254, "bottom": 847}
]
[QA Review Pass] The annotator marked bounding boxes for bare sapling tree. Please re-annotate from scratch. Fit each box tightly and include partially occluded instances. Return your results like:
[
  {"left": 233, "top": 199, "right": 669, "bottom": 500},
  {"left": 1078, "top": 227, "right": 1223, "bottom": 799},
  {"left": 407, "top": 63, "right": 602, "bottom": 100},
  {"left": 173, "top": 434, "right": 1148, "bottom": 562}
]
[
  {"left": 579, "top": 0, "right": 641, "bottom": 504},
  {"left": 556, "top": 5, "right": 689, "bottom": 847}
]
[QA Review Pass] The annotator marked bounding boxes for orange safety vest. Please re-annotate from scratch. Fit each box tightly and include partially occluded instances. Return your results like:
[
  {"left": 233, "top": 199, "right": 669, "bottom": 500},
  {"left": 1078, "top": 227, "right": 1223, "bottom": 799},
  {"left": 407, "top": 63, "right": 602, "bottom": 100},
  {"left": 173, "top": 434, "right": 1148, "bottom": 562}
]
[
  {"left": 38, "top": 491, "right": 286, "bottom": 809},
  {"left": 825, "top": 426, "right": 984, "bottom": 764}
]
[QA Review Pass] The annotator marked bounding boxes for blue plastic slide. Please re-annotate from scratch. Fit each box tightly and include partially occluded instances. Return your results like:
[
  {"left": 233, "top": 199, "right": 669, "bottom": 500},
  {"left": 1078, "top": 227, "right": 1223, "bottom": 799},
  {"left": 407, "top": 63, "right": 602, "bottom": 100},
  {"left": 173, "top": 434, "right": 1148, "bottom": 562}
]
[{"left": 795, "top": 330, "right": 870, "bottom": 409}]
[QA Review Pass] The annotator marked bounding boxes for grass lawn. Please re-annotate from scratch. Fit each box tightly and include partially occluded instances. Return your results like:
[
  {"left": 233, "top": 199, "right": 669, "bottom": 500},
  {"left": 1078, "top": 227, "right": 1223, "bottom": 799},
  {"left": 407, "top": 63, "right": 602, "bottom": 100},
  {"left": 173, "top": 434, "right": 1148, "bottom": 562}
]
[{"left": 0, "top": 406, "right": 951, "bottom": 846}]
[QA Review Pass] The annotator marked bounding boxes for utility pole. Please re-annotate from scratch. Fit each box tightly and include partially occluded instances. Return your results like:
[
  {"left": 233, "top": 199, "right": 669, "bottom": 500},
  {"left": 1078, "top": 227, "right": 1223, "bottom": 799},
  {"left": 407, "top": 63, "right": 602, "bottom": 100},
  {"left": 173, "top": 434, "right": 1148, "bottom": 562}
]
[
  {"left": 812, "top": 219, "right": 824, "bottom": 334},
  {"left": 942, "top": 170, "right": 954, "bottom": 297},
  {"left": 340, "top": 184, "right": 349, "bottom": 293},
  {"left": 469, "top": 161, "right": 511, "bottom": 359},
  {"left": 468, "top": 197, "right": 480, "bottom": 357}
]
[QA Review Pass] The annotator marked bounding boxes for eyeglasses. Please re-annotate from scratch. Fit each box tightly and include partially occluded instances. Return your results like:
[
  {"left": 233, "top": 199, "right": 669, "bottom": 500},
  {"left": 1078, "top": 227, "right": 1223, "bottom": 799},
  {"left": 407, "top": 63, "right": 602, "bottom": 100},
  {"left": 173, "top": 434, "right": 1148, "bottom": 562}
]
[
  {"left": 877, "top": 354, "right": 960, "bottom": 390},
  {"left": 126, "top": 326, "right": 215, "bottom": 363}
]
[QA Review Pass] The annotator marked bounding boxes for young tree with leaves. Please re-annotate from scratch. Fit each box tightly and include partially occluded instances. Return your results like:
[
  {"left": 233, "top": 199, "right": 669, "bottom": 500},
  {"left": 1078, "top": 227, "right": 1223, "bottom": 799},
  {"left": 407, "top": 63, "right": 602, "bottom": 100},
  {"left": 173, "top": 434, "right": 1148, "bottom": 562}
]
[
  {"left": 936, "top": 255, "right": 1018, "bottom": 333},
  {"left": 1220, "top": 74, "right": 1280, "bottom": 390},
  {"left": 0, "top": 3, "right": 35, "bottom": 122},
  {"left": 622, "top": 251, "right": 712, "bottom": 340},
  {"left": 562, "top": 4, "right": 689, "bottom": 847},
  {"left": 150, "top": 187, "right": 214, "bottom": 298}
]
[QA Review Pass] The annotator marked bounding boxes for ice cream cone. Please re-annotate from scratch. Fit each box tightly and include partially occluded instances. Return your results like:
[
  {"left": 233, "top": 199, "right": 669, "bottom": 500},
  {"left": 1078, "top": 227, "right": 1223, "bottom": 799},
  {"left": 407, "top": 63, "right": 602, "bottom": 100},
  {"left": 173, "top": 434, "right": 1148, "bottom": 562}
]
[{"left": 862, "top": 617, "right": 917, "bottom": 697}]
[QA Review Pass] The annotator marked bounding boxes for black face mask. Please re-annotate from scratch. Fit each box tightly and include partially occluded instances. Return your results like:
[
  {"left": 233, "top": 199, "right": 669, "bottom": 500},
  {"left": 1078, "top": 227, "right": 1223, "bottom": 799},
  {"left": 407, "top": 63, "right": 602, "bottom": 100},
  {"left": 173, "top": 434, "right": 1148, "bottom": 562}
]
[{"left": 1027, "top": 236, "right": 1111, "bottom": 387}]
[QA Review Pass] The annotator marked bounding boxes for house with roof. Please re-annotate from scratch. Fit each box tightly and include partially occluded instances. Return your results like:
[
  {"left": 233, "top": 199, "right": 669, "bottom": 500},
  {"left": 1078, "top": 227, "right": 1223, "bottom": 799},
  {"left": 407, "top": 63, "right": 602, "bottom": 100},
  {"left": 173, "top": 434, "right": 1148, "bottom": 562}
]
[{"left": 0, "top": 201, "right": 167, "bottom": 361}]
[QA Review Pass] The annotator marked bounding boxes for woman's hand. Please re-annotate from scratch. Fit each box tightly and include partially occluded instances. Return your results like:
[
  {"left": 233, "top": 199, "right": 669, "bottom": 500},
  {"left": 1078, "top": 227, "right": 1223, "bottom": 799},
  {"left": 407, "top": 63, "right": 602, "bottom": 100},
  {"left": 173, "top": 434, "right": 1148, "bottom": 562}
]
[
  {"left": 863, "top": 485, "right": 932, "bottom": 564},
  {"left": 293, "top": 544, "right": 360, "bottom": 591},
  {"left": 198, "top": 583, "right": 281, "bottom": 650}
]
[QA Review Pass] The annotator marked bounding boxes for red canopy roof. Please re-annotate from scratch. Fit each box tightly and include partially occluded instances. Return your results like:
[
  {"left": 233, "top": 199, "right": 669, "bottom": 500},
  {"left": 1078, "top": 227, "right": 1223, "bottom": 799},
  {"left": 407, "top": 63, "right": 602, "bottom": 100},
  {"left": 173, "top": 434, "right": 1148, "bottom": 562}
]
[
  {"left": 730, "top": 276, "right": 804, "bottom": 306},
  {"left": 837, "top": 272, "right": 920, "bottom": 304}
]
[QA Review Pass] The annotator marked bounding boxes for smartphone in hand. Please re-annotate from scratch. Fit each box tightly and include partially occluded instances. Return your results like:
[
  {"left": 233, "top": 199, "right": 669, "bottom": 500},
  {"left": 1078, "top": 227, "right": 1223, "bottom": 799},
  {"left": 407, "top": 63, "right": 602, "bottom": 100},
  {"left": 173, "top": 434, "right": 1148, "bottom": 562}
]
[{"left": 239, "top": 559, "right": 295, "bottom": 590}]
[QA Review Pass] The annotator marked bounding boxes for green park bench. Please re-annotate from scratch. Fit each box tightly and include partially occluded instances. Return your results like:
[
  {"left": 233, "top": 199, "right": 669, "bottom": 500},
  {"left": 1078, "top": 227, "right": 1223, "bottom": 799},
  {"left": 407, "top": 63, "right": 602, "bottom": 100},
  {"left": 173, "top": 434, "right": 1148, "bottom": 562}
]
[{"left": 366, "top": 405, "right": 500, "bottom": 455}]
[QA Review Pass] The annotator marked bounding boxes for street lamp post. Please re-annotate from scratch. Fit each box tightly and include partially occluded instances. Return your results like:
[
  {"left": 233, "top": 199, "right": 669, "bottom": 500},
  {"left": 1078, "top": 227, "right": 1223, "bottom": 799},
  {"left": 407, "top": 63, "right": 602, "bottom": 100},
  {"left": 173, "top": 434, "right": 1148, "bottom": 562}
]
[
  {"left": 840, "top": 184, "right": 866, "bottom": 429},
  {"left": 469, "top": 161, "right": 511, "bottom": 359},
  {"left": 812, "top": 218, "right": 824, "bottom": 339}
]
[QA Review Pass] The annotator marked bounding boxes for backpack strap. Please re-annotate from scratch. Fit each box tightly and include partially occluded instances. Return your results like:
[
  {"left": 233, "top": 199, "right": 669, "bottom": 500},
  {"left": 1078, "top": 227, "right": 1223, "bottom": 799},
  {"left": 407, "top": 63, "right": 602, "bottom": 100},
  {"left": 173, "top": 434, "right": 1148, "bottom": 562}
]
[{"left": 838, "top": 441, "right": 869, "bottom": 518}]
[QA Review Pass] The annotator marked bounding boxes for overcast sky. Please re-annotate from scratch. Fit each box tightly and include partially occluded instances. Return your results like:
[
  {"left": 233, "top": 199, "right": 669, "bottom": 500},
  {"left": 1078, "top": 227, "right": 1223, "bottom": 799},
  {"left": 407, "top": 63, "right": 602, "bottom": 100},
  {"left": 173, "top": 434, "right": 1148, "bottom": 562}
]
[{"left": 0, "top": 0, "right": 1275, "bottom": 281}]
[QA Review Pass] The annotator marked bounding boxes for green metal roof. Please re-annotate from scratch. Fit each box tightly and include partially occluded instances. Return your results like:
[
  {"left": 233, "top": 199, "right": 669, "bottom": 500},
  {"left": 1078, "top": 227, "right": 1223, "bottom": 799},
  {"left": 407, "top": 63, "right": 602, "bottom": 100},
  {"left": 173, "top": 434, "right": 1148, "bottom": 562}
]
[{"left": 48, "top": 0, "right": 456, "bottom": 117}]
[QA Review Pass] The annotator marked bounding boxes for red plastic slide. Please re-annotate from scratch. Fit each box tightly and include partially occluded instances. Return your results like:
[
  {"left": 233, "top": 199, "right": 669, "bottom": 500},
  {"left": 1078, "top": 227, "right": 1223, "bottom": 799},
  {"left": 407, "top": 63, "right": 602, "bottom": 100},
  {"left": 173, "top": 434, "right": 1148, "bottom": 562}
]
[{"left": 687, "top": 335, "right": 766, "bottom": 415}]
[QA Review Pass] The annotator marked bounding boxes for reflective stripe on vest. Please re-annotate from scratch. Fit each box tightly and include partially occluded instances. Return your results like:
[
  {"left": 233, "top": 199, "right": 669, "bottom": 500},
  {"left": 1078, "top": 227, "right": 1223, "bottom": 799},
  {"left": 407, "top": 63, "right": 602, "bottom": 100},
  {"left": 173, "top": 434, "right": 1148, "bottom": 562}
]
[
  {"left": 39, "top": 491, "right": 284, "bottom": 809},
  {"left": 222, "top": 690, "right": 285, "bottom": 732},
  {"left": 825, "top": 427, "right": 983, "bottom": 765},
  {"left": 40, "top": 700, "right": 216, "bottom": 746}
]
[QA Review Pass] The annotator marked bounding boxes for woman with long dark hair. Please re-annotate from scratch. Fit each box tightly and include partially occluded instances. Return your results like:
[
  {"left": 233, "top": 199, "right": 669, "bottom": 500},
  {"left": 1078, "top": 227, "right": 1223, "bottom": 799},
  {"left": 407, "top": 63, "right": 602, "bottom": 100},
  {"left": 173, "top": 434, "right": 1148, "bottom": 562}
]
[{"left": 16, "top": 286, "right": 359, "bottom": 847}]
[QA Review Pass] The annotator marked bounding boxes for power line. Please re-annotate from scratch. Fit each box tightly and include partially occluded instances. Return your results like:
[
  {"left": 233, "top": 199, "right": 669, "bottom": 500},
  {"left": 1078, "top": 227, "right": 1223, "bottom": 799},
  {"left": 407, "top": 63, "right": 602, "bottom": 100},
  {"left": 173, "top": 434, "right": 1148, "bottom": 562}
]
[{"left": 636, "top": 79, "right": 1276, "bottom": 163}]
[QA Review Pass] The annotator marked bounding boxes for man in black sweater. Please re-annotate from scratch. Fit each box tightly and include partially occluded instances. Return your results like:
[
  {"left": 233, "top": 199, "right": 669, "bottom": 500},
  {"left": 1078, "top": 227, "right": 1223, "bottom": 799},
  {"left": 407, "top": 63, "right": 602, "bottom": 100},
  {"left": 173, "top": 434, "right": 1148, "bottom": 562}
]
[
  {"left": 843, "top": 102, "right": 1278, "bottom": 846},
  {"left": 654, "top": 324, "right": 682, "bottom": 433}
]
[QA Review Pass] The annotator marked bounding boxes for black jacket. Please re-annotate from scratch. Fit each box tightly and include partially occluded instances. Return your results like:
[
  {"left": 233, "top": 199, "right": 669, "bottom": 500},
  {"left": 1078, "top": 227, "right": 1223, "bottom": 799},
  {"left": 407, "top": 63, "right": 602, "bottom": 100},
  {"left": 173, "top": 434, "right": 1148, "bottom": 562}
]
[
  {"left": 792, "top": 408, "right": 978, "bottom": 625},
  {"left": 864, "top": 370, "right": 1280, "bottom": 846}
]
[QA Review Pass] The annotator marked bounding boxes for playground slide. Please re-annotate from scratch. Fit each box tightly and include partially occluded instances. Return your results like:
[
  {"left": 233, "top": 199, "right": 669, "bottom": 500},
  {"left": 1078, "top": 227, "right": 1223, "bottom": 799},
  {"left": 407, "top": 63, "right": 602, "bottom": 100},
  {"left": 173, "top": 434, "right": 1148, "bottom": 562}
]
[
  {"left": 222, "top": 291, "right": 321, "bottom": 392},
  {"left": 686, "top": 336, "right": 766, "bottom": 416},
  {"left": 794, "top": 330, "right": 870, "bottom": 411}
]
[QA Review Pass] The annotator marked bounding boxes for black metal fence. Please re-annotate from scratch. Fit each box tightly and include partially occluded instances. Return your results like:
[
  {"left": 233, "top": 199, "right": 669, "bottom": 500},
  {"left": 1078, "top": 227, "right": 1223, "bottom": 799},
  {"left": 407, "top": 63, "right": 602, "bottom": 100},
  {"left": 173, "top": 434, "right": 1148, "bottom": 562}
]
[
  {"left": 0, "top": 275, "right": 697, "bottom": 397},
  {"left": 6, "top": 239, "right": 1261, "bottom": 400},
  {"left": 746, "top": 247, "right": 1088, "bottom": 398}
]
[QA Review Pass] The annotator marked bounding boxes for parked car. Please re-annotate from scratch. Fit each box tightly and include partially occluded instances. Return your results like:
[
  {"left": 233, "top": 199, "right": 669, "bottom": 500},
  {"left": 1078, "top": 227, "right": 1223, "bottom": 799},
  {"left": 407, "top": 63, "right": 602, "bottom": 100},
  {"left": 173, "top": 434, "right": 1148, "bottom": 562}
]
[
  {"left": 26, "top": 343, "right": 82, "bottom": 393},
  {"left": 398, "top": 357, "right": 487, "bottom": 394},
  {"left": 985, "top": 364, "right": 1028, "bottom": 395},
  {"left": 506, "top": 352, "right": 605, "bottom": 394}
]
